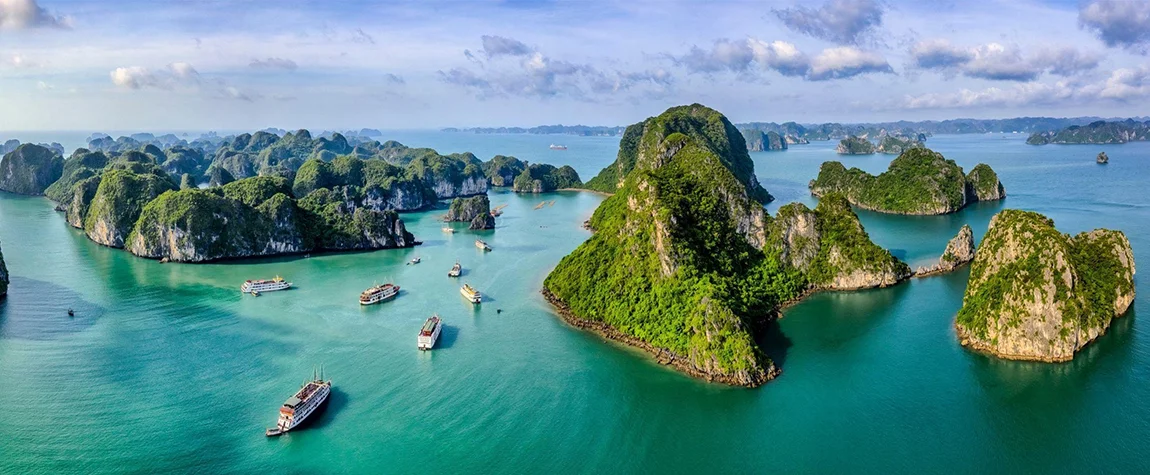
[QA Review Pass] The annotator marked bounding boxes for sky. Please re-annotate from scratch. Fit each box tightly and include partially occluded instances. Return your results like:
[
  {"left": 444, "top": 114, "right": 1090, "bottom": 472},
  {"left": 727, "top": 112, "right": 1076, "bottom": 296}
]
[{"left": 1, "top": 0, "right": 1149, "bottom": 131}]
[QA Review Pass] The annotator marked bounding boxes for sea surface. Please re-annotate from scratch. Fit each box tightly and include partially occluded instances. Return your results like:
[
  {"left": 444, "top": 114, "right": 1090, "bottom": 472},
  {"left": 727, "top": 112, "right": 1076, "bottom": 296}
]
[{"left": 1, "top": 132, "right": 1148, "bottom": 473}]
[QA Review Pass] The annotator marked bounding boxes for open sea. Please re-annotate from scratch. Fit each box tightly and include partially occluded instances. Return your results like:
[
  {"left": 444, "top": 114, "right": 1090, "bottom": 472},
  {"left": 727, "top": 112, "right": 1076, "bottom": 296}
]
[{"left": 0, "top": 131, "right": 1148, "bottom": 473}]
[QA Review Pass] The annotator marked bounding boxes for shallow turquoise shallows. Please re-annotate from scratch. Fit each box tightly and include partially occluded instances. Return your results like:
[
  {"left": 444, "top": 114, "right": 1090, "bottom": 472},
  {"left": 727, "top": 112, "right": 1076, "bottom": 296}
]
[{"left": 1, "top": 133, "right": 1148, "bottom": 474}]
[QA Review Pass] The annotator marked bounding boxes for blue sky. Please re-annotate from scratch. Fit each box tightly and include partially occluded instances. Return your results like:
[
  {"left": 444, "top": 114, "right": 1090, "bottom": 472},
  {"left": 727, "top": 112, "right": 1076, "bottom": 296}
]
[{"left": 1, "top": 0, "right": 1149, "bottom": 131}]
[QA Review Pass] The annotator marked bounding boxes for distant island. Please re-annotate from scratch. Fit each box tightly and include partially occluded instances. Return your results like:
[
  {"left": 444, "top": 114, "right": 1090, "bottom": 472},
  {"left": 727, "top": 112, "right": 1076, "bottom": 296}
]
[
  {"left": 439, "top": 116, "right": 1147, "bottom": 142},
  {"left": 956, "top": 210, "right": 1135, "bottom": 361},
  {"left": 809, "top": 148, "right": 1005, "bottom": 215},
  {"left": 836, "top": 136, "right": 876, "bottom": 155},
  {"left": 0, "top": 130, "right": 575, "bottom": 263},
  {"left": 543, "top": 104, "right": 911, "bottom": 387},
  {"left": 1027, "top": 120, "right": 1150, "bottom": 145},
  {"left": 443, "top": 125, "right": 625, "bottom": 136}
]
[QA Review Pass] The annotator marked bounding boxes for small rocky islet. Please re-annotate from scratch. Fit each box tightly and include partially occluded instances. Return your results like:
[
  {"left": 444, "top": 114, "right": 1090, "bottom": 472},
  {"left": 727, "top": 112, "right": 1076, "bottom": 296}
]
[
  {"left": 0, "top": 130, "right": 578, "bottom": 263},
  {"left": 0, "top": 240, "right": 8, "bottom": 298},
  {"left": 809, "top": 147, "right": 1005, "bottom": 215},
  {"left": 955, "top": 210, "right": 1135, "bottom": 362}
]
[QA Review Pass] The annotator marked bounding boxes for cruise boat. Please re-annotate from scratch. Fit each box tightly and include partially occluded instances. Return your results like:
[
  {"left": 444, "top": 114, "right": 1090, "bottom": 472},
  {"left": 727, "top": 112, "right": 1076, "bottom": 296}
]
[
  {"left": 241, "top": 276, "right": 291, "bottom": 294},
  {"left": 442, "top": 226, "right": 455, "bottom": 234},
  {"left": 549, "top": 144, "right": 567, "bottom": 150},
  {"left": 359, "top": 283, "right": 400, "bottom": 305},
  {"left": 265, "top": 370, "right": 332, "bottom": 437},
  {"left": 448, "top": 261, "right": 462, "bottom": 277},
  {"left": 418, "top": 315, "right": 442, "bottom": 350},
  {"left": 475, "top": 239, "right": 491, "bottom": 251},
  {"left": 460, "top": 284, "right": 482, "bottom": 304},
  {"left": 408, "top": 256, "right": 421, "bottom": 265}
]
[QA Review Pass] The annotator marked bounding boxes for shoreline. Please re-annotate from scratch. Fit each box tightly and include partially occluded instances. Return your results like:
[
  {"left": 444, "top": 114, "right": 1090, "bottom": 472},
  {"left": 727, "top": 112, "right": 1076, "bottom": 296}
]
[{"left": 541, "top": 288, "right": 777, "bottom": 388}]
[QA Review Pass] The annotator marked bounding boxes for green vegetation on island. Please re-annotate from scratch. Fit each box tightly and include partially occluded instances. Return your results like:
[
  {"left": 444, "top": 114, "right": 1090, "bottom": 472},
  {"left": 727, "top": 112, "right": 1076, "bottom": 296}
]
[
  {"left": 512, "top": 164, "right": 581, "bottom": 193},
  {"left": 445, "top": 194, "right": 495, "bottom": 230},
  {"left": 955, "top": 210, "right": 1135, "bottom": 361},
  {"left": 1027, "top": 120, "right": 1150, "bottom": 145},
  {"left": 0, "top": 144, "right": 64, "bottom": 195},
  {"left": 544, "top": 104, "right": 907, "bottom": 387},
  {"left": 836, "top": 136, "right": 876, "bottom": 155},
  {"left": 876, "top": 135, "right": 923, "bottom": 154},
  {"left": 481, "top": 155, "right": 526, "bottom": 187},
  {"left": 741, "top": 129, "right": 788, "bottom": 152},
  {"left": 809, "top": 148, "right": 1005, "bottom": 215}
]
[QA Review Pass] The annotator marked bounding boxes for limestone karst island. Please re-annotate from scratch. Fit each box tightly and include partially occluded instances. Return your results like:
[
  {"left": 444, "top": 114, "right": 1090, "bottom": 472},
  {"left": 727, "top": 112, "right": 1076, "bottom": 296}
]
[{"left": 1, "top": 0, "right": 1148, "bottom": 472}]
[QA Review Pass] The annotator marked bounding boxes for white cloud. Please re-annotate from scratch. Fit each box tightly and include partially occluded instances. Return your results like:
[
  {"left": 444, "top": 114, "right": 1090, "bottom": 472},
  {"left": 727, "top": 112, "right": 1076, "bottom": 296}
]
[
  {"left": 749, "top": 40, "right": 810, "bottom": 77},
  {"left": 807, "top": 46, "right": 892, "bottom": 80},
  {"left": 110, "top": 62, "right": 254, "bottom": 101},
  {"left": 903, "top": 66, "right": 1150, "bottom": 109},
  {"left": 773, "top": 0, "right": 885, "bottom": 45},
  {"left": 1079, "top": 0, "right": 1150, "bottom": 54},
  {"left": 910, "top": 40, "right": 1100, "bottom": 81},
  {"left": 249, "top": 57, "right": 299, "bottom": 71},
  {"left": 0, "top": 0, "right": 70, "bottom": 30}
]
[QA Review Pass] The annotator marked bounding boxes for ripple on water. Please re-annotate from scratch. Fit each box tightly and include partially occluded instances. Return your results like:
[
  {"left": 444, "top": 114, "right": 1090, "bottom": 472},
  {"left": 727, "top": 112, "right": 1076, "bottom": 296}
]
[{"left": 0, "top": 276, "right": 104, "bottom": 340}]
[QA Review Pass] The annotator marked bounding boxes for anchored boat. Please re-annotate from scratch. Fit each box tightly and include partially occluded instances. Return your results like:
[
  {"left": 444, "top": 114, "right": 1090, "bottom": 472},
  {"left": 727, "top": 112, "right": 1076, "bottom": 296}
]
[
  {"left": 408, "top": 256, "right": 421, "bottom": 265},
  {"left": 360, "top": 283, "right": 400, "bottom": 305},
  {"left": 242, "top": 276, "right": 291, "bottom": 294},
  {"left": 448, "top": 261, "right": 462, "bottom": 277},
  {"left": 475, "top": 239, "right": 491, "bottom": 251},
  {"left": 265, "top": 369, "right": 332, "bottom": 437},
  {"left": 418, "top": 315, "right": 442, "bottom": 350},
  {"left": 460, "top": 284, "right": 482, "bottom": 304}
]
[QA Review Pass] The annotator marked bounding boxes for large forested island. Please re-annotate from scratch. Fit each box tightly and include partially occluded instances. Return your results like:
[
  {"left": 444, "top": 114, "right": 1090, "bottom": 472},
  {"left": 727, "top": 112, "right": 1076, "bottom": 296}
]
[
  {"left": 0, "top": 130, "right": 573, "bottom": 263},
  {"left": 543, "top": 104, "right": 910, "bottom": 387},
  {"left": 956, "top": 210, "right": 1135, "bottom": 361},
  {"left": 809, "top": 148, "right": 1005, "bottom": 215},
  {"left": 1027, "top": 120, "right": 1150, "bottom": 145}
]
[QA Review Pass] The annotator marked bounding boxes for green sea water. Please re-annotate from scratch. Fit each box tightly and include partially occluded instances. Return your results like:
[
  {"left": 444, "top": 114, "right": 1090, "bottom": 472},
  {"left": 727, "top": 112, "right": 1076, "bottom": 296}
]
[{"left": 0, "top": 132, "right": 1147, "bottom": 473}]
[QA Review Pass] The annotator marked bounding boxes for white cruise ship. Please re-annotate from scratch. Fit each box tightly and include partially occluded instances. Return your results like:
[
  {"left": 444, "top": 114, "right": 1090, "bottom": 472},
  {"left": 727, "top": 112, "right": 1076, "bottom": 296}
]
[
  {"left": 359, "top": 283, "right": 400, "bottom": 305},
  {"left": 241, "top": 276, "right": 291, "bottom": 294},
  {"left": 460, "top": 284, "right": 482, "bottom": 304},
  {"left": 265, "top": 370, "right": 331, "bottom": 437},
  {"left": 418, "top": 315, "right": 442, "bottom": 350}
]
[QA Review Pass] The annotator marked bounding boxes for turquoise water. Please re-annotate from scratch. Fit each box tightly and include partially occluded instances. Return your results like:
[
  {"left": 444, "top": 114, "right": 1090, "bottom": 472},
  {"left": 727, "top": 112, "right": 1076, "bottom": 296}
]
[{"left": 1, "top": 133, "right": 1147, "bottom": 473}]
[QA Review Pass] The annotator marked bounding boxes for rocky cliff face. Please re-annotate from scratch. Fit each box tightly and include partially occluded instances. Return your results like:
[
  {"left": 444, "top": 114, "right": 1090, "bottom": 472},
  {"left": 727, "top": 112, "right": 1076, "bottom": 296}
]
[
  {"left": 445, "top": 194, "right": 494, "bottom": 229},
  {"left": 482, "top": 155, "right": 527, "bottom": 187},
  {"left": 83, "top": 170, "right": 177, "bottom": 248},
  {"left": 836, "top": 136, "right": 875, "bottom": 155},
  {"left": 965, "top": 164, "right": 1005, "bottom": 202},
  {"left": 0, "top": 144, "right": 64, "bottom": 195},
  {"left": 955, "top": 210, "right": 1135, "bottom": 362},
  {"left": 915, "top": 224, "right": 975, "bottom": 276},
  {"left": 0, "top": 240, "right": 8, "bottom": 298},
  {"left": 431, "top": 175, "right": 487, "bottom": 199},
  {"left": 127, "top": 189, "right": 307, "bottom": 262},
  {"left": 66, "top": 176, "right": 102, "bottom": 228},
  {"left": 742, "top": 130, "right": 788, "bottom": 152},
  {"left": 769, "top": 195, "right": 911, "bottom": 291},
  {"left": 512, "top": 164, "right": 582, "bottom": 193}
]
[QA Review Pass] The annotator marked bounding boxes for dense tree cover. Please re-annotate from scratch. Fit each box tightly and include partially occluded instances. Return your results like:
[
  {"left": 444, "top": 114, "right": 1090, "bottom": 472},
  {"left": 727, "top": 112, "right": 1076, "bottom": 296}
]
[
  {"left": 84, "top": 168, "right": 179, "bottom": 247},
  {"left": 0, "top": 143, "right": 64, "bottom": 195},
  {"left": 1027, "top": 119, "right": 1150, "bottom": 145},
  {"left": 740, "top": 129, "right": 788, "bottom": 151},
  {"left": 547, "top": 105, "right": 798, "bottom": 384},
  {"left": 836, "top": 136, "right": 876, "bottom": 155},
  {"left": 810, "top": 148, "right": 1003, "bottom": 215},
  {"left": 511, "top": 163, "right": 582, "bottom": 192},
  {"left": 45, "top": 149, "right": 108, "bottom": 203},
  {"left": 482, "top": 155, "right": 527, "bottom": 187},
  {"left": 876, "top": 135, "right": 923, "bottom": 154},
  {"left": 583, "top": 122, "right": 645, "bottom": 193}
]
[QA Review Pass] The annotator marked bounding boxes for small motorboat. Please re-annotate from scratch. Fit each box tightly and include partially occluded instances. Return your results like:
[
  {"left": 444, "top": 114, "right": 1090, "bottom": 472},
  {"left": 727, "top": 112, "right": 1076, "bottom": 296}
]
[
  {"left": 67, "top": 308, "right": 75, "bottom": 317},
  {"left": 251, "top": 290, "right": 261, "bottom": 297},
  {"left": 408, "top": 256, "right": 421, "bottom": 265}
]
